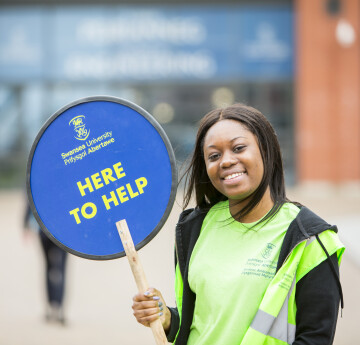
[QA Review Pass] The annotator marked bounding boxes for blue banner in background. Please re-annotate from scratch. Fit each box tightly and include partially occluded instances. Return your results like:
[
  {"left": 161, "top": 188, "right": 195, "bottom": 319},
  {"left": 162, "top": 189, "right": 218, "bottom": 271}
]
[
  {"left": 0, "top": 9, "right": 45, "bottom": 81},
  {"left": 0, "top": 5, "right": 293, "bottom": 82}
]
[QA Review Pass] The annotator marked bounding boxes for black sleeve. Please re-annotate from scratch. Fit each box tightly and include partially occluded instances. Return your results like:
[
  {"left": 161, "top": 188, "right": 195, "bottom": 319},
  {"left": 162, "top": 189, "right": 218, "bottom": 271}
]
[
  {"left": 293, "top": 253, "right": 340, "bottom": 345},
  {"left": 166, "top": 306, "right": 180, "bottom": 342},
  {"left": 166, "top": 246, "right": 180, "bottom": 342}
]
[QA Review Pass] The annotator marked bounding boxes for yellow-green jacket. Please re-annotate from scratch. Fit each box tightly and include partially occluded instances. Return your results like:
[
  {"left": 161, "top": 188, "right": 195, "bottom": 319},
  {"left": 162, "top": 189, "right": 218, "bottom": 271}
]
[{"left": 166, "top": 206, "right": 345, "bottom": 345}]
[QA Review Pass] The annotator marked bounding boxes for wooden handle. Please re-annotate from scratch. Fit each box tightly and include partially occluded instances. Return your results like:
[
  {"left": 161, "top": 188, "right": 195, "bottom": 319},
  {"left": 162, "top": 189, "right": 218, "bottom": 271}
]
[{"left": 116, "top": 220, "right": 168, "bottom": 345}]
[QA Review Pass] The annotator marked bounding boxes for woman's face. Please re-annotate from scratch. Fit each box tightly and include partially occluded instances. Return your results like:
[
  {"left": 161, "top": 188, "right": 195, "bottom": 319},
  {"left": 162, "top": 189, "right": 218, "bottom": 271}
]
[{"left": 203, "top": 119, "right": 264, "bottom": 202}]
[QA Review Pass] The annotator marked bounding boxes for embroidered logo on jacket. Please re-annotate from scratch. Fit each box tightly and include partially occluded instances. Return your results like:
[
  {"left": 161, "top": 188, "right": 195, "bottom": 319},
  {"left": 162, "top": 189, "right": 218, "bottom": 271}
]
[{"left": 261, "top": 243, "right": 276, "bottom": 259}]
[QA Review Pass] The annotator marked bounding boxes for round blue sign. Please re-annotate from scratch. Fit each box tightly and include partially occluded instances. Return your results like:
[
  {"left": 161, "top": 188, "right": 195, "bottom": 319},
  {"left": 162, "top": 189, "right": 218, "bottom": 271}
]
[{"left": 27, "top": 96, "right": 177, "bottom": 260}]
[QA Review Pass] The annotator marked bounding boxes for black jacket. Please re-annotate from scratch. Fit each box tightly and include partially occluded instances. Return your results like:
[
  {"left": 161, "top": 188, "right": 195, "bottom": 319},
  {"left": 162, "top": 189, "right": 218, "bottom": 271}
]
[{"left": 167, "top": 206, "right": 343, "bottom": 345}]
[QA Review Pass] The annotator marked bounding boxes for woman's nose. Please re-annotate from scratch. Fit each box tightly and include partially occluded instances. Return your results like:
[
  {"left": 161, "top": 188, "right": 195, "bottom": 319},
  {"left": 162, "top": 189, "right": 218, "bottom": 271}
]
[{"left": 220, "top": 152, "right": 237, "bottom": 168}]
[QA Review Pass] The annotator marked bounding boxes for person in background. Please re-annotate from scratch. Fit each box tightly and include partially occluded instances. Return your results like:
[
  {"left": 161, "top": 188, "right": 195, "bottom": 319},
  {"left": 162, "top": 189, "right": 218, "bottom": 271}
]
[
  {"left": 23, "top": 204, "right": 68, "bottom": 325},
  {"left": 131, "top": 103, "right": 345, "bottom": 345}
]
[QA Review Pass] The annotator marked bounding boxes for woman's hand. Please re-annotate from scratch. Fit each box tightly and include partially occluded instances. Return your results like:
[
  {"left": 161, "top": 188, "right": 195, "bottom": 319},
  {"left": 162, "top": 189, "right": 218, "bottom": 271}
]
[{"left": 132, "top": 287, "right": 171, "bottom": 333}]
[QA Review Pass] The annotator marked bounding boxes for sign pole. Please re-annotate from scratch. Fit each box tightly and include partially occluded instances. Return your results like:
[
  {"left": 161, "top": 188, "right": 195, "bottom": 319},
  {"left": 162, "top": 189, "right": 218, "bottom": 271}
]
[{"left": 116, "top": 220, "right": 168, "bottom": 345}]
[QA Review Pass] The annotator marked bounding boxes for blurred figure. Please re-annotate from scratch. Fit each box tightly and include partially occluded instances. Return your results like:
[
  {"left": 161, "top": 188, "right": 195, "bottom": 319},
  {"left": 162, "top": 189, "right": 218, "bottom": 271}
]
[{"left": 23, "top": 204, "right": 68, "bottom": 325}]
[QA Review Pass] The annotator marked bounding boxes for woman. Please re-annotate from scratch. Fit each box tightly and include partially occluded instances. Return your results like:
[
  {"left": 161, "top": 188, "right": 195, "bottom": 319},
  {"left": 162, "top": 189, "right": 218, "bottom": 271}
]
[{"left": 132, "top": 103, "right": 345, "bottom": 344}]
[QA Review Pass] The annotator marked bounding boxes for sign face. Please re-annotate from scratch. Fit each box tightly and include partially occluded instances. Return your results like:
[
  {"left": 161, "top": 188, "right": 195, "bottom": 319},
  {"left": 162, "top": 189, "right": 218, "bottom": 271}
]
[{"left": 27, "top": 96, "right": 177, "bottom": 260}]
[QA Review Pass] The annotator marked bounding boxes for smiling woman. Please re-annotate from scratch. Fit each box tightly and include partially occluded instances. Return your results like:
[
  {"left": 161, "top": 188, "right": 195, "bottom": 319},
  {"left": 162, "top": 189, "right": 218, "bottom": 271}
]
[
  {"left": 183, "top": 103, "right": 286, "bottom": 224},
  {"left": 131, "top": 103, "right": 345, "bottom": 345},
  {"left": 202, "top": 119, "right": 269, "bottom": 222}
]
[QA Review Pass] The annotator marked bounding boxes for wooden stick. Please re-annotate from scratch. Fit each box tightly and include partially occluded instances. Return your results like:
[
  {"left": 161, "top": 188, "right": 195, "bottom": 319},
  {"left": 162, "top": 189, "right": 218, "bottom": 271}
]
[{"left": 116, "top": 219, "right": 168, "bottom": 345}]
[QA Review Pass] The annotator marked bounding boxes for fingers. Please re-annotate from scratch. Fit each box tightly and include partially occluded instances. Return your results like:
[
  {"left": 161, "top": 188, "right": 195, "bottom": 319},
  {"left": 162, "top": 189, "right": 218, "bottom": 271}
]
[
  {"left": 134, "top": 307, "right": 164, "bottom": 327},
  {"left": 133, "top": 289, "right": 159, "bottom": 302},
  {"left": 133, "top": 299, "right": 159, "bottom": 309},
  {"left": 132, "top": 298, "right": 163, "bottom": 317},
  {"left": 132, "top": 289, "right": 164, "bottom": 328}
]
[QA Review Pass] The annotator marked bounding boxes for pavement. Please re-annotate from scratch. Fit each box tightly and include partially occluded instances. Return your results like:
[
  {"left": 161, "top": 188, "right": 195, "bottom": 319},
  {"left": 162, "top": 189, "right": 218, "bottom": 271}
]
[{"left": 0, "top": 186, "right": 359, "bottom": 345}]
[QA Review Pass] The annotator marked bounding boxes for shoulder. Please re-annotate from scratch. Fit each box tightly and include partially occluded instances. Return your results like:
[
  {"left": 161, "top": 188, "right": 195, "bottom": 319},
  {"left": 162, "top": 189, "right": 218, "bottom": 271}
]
[
  {"left": 175, "top": 202, "right": 227, "bottom": 258},
  {"left": 277, "top": 202, "right": 337, "bottom": 236},
  {"left": 176, "top": 207, "right": 209, "bottom": 246},
  {"left": 276, "top": 203, "right": 341, "bottom": 271},
  {"left": 280, "top": 202, "right": 301, "bottom": 218},
  {"left": 293, "top": 205, "right": 338, "bottom": 236},
  {"left": 177, "top": 207, "right": 208, "bottom": 225},
  {"left": 271, "top": 202, "right": 302, "bottom": 225},
  {"left": 177, "top": 200, "right": 227, "bottom": 225}
]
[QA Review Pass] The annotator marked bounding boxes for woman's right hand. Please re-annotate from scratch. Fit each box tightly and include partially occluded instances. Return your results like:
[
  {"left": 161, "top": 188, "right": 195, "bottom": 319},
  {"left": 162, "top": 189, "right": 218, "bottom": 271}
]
[{"left": 132, "top": 287, "right": 171, "bottom": 333}]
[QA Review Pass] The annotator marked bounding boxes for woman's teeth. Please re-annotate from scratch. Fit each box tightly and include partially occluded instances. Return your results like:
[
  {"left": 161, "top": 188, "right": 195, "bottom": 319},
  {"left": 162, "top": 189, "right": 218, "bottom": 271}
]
[{"left": 224, "top": 172, "right": 244, "bottom": 180}]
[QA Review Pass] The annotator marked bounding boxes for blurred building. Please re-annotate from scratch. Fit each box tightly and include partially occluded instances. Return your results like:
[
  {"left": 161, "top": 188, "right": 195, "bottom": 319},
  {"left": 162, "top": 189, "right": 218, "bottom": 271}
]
[
  {"left": 0, "top": 0, "right": 358, "bottom": 187},
  {"left": 296, "top": 0, "right": 360, "bottom": 184}
]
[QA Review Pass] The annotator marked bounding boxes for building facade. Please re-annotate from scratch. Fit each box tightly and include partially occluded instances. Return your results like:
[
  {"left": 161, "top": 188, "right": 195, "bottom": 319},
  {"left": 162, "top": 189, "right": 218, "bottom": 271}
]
[
  {"left": 0, "top": 0, "right": 358, "bottom": 187},
  {"left": 296, "top": 0, "right": 360, "bottom": 183}
]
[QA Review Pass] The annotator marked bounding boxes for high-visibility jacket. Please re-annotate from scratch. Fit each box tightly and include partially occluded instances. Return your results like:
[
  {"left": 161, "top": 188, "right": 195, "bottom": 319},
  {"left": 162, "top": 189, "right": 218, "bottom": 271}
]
[{"left": 166, "top": 206, "right": 345, "bottom": 345}]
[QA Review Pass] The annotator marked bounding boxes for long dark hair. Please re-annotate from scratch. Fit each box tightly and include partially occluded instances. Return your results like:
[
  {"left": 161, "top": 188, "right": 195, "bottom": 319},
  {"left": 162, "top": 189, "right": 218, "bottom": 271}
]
[{"left": 182, "top": 103, "right": 289, "bottom": 222}]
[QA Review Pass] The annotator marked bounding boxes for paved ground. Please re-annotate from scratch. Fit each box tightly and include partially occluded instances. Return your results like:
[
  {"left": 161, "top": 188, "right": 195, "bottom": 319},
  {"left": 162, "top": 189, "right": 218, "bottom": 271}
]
[{"left": 0, "top": 186, "right": 359, "bottom": 345}]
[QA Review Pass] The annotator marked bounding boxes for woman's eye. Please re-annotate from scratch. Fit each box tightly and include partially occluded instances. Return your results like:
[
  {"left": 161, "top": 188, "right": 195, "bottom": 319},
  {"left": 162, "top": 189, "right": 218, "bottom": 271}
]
[
  {"left": 234, "top": 145, "right": 245, "bottom": 153},
  {"left": 208, "top": 153, "right": 220, "bottom": 161}
]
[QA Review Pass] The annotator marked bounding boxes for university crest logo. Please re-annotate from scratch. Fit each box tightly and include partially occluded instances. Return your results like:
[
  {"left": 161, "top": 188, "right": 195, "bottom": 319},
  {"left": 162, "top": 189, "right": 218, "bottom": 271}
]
[
  {"left": 69, "top": 115, "right": 90, "bottom": 141},
  {"left": 261, "top": 243, "right": 276, "bottom": 259}
]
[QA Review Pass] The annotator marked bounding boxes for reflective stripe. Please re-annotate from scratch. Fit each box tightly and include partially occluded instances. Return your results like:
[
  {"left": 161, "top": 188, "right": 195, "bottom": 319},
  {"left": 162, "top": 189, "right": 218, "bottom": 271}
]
[
  {"left": 251, "top": 278, "right": 296, "bottom": 344},
  {"left": 306, "top": 235, "right": 316, "bottom": 247},
  {"left": 250, "top": 310, "right": 276, "bottom": 338}
]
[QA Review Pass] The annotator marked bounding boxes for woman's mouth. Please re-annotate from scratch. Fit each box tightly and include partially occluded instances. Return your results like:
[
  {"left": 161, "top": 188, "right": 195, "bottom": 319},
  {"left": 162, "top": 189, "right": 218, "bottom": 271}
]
[{"left": 223, "top": 171, "right": 246, "bottom": 180}]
